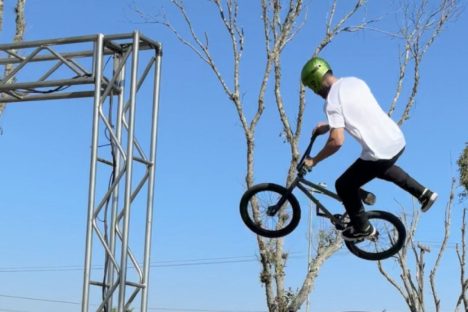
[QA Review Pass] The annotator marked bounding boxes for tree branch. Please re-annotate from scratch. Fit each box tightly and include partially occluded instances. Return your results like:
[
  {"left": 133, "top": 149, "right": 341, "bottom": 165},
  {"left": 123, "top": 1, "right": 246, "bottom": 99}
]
[
  {"left": 391, "top": 0, "right": 460, "bottom": 125},
  {"left": 138, "top": 0, "right": 258, "bottom": 147},
  {"left": 388, "top": 45, "right": 410, "bottom": 117},
  {"left": 378, "top": 205, "right": 424, "bottom": 311},
  {"left": 265, "top": 2, "right": 305, "bottom": 307},
  {"left": 429, "top": 178, "right": 455, "bottom": 311},
  {"left": 456, "top": 208, "right": 468, "bottom": 311},
  {"left": 378, "top": 177, "right": 459, "bottom": 312},
  {"left": 416, "top": 243, "right": 429, "bottom": 308},
  {"left": 377, "top": 259, "right": 408, "bottom": 300},
  {"left": 314, "top": 0, "right": 372, "bottom": 56},
  {"left": 287, "top": 232, "right": 342, "bottom": 311},
  {"left": 266, "top": 0, "right": 304, "bottom": 168},
  {"left": 257, "top": 237, "right": 276, "bottom": 311}
]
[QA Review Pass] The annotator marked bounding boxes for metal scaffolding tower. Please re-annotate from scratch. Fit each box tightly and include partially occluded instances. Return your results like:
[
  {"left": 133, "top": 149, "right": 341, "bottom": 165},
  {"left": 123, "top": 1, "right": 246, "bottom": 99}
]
[{"left": 0, "top": 32, "right": 162, "bottom": 312}]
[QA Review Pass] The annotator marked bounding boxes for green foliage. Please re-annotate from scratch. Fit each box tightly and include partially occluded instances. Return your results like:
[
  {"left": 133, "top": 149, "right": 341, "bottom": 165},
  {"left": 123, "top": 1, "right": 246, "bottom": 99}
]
[{"left": 458, "top": 143, "right": 468, "bottom": 200}]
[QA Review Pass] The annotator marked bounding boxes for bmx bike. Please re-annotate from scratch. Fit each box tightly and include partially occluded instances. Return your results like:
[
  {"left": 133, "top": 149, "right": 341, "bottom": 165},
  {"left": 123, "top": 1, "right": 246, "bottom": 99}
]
[{"left": 239, "top": 134, "right": 406, "bottom": 261}]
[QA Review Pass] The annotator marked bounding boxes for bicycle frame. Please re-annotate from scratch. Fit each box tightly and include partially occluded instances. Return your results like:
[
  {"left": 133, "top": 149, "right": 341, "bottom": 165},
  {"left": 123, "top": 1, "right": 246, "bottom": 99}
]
[
  {"left": 296, "top": 176, "right": 342, "bottom": 221},
  {"left": 240, "top": 132, "right": 407, "bottom": 260},
  {"left": 268, "top": 133, "right": 345, "bottom": 227}
]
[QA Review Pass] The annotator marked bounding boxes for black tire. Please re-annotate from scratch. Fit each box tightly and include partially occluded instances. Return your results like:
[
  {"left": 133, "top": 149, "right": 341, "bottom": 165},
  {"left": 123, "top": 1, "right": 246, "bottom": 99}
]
[
  {"left": 239, "top": 183, "right": 301, "bottom": 238},
  {"left": 345, "top": 210, "right": 406, "bottom": 261}
]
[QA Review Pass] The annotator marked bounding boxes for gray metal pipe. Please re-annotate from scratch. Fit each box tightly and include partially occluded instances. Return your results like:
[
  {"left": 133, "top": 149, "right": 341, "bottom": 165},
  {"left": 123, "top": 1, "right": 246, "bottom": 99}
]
[
  {"left": 82, "top": 33, "right": 105, "bottom": 312},
  {"left": 141, "top": 44, "right": 163, "bottom": 312},
  {"left": 117, "top": 31, "right": 140, "bottom": 312}
]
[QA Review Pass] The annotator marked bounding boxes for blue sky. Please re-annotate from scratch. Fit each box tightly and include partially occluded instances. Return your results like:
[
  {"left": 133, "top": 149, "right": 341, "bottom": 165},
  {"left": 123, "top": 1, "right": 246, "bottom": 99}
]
[{"left": 0, "top": 1, "right": 467, "bottom": 312}]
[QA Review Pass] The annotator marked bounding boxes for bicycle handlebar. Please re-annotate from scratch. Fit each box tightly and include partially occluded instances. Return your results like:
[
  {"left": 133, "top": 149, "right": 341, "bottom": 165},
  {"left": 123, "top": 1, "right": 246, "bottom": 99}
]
[{"left": 296, "top": 133, "right": 319, "bottom": 173}]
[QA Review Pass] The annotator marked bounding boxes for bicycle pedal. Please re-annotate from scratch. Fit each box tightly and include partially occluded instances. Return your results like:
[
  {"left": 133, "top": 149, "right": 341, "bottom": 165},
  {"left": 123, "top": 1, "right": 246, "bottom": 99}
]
[
  {"left": 331, "top": 214, "right": 347, "bottom": 230},
  {"left": 369, "top": 231, "right": 379, "bottom": 241},
  {"left": 348, "top": 232, "right": 379, "bottom": 243},
  {"left": 368, "top": 236, "right": 378, "bottom": 242},
  {"left": 360, "top": 189, "right": 376, "bottom": 205},
  {"left": 360, "top": 233, "right": 379, "bottom": 243}
]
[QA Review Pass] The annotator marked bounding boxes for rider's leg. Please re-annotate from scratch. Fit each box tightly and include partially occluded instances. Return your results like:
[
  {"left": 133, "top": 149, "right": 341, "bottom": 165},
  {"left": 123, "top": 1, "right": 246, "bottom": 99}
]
[
  {"left": 378, "top": 165, "right": 425, "bottom": 197},
  {"left": 336, "top": 153, "right": 403, "bottom": 238},
  {"left": 335, "top": 159, "right": 379, "bottom": 231},
  {"left": 377, "top": 153, "right": 438, "bottom": 211}
]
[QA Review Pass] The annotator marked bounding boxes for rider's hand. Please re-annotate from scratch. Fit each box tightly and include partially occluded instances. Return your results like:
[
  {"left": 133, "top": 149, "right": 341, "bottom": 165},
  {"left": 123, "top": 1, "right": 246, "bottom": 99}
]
[
  {"left": 313, "top": 122, "right": 330, "bottom": 136},
  {"left": 304, "top": 156, "right": 315, "bottom": 170}
]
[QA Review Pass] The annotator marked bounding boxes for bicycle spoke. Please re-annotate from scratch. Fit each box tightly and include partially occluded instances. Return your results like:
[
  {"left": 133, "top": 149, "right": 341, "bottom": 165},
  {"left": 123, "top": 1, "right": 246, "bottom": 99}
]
[
  {"left": 352, "top": 218, "right": 401, "bottom": 254},
  {"left": 247, "top": 191, "right": 294, "bottom": 232}
]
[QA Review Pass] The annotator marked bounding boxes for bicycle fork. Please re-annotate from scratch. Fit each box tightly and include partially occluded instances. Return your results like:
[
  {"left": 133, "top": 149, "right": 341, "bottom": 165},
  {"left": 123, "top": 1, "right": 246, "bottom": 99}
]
[{"left": 266, "top": 178, "right": 301, "bottom": 217}]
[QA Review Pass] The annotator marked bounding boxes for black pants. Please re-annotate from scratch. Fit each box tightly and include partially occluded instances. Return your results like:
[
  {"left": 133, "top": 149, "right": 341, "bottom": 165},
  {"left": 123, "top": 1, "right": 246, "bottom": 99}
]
[{"left": 335, "top": 149, "right": 425, "bottom": 230}]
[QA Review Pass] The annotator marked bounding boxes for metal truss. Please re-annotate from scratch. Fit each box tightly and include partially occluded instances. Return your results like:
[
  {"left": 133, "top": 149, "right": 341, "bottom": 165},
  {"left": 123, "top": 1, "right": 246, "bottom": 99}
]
[{"left": 0, "top": 32, "right": 162, "bottom": 312}]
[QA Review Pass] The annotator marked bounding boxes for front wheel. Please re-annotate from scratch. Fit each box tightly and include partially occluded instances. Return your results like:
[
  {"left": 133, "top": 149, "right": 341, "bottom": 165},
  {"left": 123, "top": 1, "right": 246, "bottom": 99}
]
[
  {"left": 345, "top": 210, "right": 406, "bottom": 261},
  {"left": 239, "top": 183, "right": 301, "bottom": 238}
]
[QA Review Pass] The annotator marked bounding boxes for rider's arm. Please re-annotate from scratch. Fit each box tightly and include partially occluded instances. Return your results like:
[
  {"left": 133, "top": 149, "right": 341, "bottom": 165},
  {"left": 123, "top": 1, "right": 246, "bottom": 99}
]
[
  {"left": 313, "top": 121, "right": 330, "bottom": 135},
  {"left": 307, "top": 127, "right": 344, "bottom": 166}
]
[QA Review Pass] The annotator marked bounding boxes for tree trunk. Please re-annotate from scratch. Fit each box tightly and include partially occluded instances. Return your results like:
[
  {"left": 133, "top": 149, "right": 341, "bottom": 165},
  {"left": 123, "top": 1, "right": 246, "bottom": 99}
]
[
  {"left": 1, "top": 0, "right": 26, "bottom": 118},
  {"left": 0, "top": 0, "right": 4, "bottom": 31},
  {"left": 287, "top": 235, "right": 342, "bottom": 311}
]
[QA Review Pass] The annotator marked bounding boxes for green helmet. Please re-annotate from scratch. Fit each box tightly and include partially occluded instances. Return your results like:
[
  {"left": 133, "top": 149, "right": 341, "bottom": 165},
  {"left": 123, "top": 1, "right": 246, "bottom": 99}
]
[{"left": 301, "top": 57, "right": 332, "bottom": 93}]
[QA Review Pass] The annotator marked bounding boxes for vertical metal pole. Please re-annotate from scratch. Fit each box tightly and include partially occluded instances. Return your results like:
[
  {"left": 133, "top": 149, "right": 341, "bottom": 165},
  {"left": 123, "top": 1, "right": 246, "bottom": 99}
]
[
  {"left": 82, "top": 33, "right": 105, "bottom": 312},
  {"left": 106, "top": 53, "right": 126, "bottom": 312},
  {"left": 118, "top": 31, "right": 140, "bottom": 312},
  {"left": 141, "top": 48, "right": 162, "bottom": 312}
]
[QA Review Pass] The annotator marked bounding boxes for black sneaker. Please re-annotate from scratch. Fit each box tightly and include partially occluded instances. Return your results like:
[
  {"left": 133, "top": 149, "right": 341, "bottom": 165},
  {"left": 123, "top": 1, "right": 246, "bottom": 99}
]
[
  {"left": 341, "top": 224, "right": 377, "bottom": 242},
  {"left": 420, "top": 189, "right": 438, "bottom": 212}
]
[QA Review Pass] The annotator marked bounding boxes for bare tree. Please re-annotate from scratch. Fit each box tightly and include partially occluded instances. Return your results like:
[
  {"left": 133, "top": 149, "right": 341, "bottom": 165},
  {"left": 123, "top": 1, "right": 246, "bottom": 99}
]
[
  {"left": 0, "top": 0, "right": 26, "bottom": 119},
  {"left": 134, "top": 0, "right": 459, "bottom": 311},
  {"left": 135, "top": 1, "right": 373, "bottom": 310},
  {"left": 387, "top": 0, "right": 460, "bottom": 125},
  {"left": 377, "top": 178, "right": 454, "bottom": 312},
  {"left": 378, "top": 173, "right": 468, "bottom": 312},
  {"left": 375, "top": 1, "right": 462, "bottom": 310}
]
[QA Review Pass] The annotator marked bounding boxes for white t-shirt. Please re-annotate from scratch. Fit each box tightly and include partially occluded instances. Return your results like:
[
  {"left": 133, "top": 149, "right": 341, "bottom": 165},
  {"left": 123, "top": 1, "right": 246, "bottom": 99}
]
[{"left": 325, "top": 77, "right": 406, "bottom": 161}]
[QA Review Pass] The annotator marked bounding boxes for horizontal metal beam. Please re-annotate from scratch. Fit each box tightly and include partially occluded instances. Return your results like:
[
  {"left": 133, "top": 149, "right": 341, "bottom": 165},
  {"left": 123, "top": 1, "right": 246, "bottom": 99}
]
[
  {"left": 0, "top": 91, "right": 95, "bottom": 103},
  {"left": 0, "top": 77, "right": 96, "bottom": 91},
  {"left": 0, "top": 49, "right": 113, "bottom": 65},
  {"left": 0, "top": 32, "right": 161, "bottom": 55}
]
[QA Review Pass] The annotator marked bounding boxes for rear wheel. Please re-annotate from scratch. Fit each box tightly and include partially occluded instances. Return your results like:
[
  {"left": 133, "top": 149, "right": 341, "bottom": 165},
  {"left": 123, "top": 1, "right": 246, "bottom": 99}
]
[
  {"left": 345, "top": 210, "right": 406, "bottom": 261},
  {"left": 239, "top": 183, "right": 301, "bottom": 238}
]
